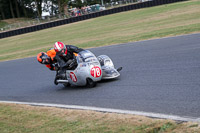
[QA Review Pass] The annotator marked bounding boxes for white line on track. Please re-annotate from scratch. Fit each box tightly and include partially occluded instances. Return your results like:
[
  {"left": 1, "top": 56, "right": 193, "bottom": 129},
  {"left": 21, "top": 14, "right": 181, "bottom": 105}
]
[{"left": 1, "top": 100, "right": 200, "bottom": 123}]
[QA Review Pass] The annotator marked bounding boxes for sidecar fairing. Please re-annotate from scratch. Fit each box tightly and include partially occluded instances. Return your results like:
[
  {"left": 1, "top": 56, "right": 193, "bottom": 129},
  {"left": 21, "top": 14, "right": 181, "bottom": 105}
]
[
  {"left": 65, "top": 50, "right": 102, "bottom": 87},
  {"left": 97, "top": 55, "right": 121, "bottom": 79}
]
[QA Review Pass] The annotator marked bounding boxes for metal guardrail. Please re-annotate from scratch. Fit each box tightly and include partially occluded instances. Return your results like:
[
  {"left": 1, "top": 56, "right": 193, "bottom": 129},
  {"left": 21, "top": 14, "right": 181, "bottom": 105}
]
[{"left": 0, "top": 0, "right": 185, "bottom": 39}]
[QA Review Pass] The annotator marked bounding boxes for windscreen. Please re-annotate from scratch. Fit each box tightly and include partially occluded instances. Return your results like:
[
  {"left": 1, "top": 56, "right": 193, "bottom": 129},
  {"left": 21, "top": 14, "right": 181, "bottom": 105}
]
[{"left": 76, "top": 50, "right": 98, "bottom": 63}]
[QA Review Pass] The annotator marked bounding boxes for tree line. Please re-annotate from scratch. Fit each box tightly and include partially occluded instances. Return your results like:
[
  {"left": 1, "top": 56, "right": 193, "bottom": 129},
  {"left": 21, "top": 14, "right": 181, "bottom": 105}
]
[{"left": 0, "top": 0, "right": 105, "bottom": 20}]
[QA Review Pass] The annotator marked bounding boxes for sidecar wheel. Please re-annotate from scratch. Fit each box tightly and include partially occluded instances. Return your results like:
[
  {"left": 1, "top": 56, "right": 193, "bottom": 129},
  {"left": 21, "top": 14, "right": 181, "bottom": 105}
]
[{"left": 87, "top": 78, "right": 97, "bottom": 88}]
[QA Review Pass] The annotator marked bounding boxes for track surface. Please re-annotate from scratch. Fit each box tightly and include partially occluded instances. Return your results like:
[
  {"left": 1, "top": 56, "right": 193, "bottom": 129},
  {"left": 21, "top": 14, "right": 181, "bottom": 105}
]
[{"left": 1, "top": 33, "right": 200, "bottom": 118}]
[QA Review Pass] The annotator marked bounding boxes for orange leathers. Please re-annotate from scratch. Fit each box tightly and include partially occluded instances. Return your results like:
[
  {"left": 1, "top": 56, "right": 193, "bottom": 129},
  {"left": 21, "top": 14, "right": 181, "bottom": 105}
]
[{"left": 45, "top": 49, "right": 57, "bottom": 70}]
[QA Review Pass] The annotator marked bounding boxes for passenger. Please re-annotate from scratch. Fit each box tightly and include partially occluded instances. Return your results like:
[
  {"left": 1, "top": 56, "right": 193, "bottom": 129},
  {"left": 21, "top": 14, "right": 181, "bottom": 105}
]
[{"left": 37, "top": 48, "right": 58, "bottom": 70}]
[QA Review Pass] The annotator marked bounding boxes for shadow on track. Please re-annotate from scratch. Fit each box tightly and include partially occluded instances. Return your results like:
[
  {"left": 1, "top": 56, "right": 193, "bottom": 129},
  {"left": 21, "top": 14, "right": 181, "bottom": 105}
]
[{"left": 56, "top": 78, "right": 120, "bottom": 91}]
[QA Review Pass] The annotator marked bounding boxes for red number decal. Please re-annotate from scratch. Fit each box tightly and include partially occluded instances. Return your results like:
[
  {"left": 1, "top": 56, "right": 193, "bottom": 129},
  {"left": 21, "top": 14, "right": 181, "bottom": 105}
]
[
  {"left": 70, "top": 72, "right": 77, "bottom": 82},
  {"left": 91, "top": 66, "right": 101, "bottom": 78}
]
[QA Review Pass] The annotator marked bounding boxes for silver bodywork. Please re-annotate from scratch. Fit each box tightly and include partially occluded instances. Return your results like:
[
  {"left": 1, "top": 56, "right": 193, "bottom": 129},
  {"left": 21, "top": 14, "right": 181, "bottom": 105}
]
[
  {"left": 57, "top": 50, "right": 121, "bottom": 87},
  {"left": 97, "top": 55, "right": 120, "bottom": 79}
]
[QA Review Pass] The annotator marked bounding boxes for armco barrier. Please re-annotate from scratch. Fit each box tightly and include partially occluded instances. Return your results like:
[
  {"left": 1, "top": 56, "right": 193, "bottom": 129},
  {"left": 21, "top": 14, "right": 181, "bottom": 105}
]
[{"left": 0, "top": 0, "right": 185, "bottom": 39}]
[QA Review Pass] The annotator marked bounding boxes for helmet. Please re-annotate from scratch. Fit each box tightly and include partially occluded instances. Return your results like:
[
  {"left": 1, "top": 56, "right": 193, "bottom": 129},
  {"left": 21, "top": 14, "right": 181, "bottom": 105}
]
[
  {"left": 37, "top": 52, "right": 50, "bottom": 64},
  {"left": 54, "top": 42, "right": 67, "bottom": 56}
]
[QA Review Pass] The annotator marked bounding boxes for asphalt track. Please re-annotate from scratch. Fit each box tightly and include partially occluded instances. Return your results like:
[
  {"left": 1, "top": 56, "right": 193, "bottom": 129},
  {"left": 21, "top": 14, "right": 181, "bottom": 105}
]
[{"left": 0, "top": 33, "right": 200, "bottom": 120}]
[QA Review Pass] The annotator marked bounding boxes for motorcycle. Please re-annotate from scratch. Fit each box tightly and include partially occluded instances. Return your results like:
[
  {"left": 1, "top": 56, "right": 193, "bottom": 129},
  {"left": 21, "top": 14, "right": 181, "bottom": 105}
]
[{"left": 55, "top": 50, "right": 122, "bottom": 87}]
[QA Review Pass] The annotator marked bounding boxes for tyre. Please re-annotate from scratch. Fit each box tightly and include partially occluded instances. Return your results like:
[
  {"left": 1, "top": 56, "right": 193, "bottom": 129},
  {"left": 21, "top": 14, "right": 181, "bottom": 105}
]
[
  {"left": 86, "top": 78, "right": 97, "bottom": 88},
  {"left": 63, "top": 82, "right": 70, "bottom": 87}
]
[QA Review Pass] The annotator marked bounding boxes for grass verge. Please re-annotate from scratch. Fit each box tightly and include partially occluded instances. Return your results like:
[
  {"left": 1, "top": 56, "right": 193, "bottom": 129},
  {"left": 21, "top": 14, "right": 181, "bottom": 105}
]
[
  {"left": 0, "top": 21, "right": 8, "bottom": 29},
  {"left": 0, "top": 103, "right": 199, "bottom": 133},
  {"left": 0, "top": 0, "right": 200, "bottom": 61}
]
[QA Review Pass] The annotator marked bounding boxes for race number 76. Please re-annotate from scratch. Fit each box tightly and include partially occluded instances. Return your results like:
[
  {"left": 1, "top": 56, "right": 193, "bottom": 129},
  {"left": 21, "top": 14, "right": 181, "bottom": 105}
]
[{"left": 91, "top": 66, "right": 101, "bottom": 78}]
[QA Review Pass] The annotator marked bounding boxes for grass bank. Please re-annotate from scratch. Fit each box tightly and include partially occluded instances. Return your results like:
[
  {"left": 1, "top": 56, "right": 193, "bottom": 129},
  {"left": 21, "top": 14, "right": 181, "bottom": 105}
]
[
  {"left": 0, "top": 103, "right": 199, "bottom": 133},
  {"left": 0, "top": 0, "right": 200, "bottom": 61},
  {"left": 0, "top": 21, "right": 8, "bottom": 29}
]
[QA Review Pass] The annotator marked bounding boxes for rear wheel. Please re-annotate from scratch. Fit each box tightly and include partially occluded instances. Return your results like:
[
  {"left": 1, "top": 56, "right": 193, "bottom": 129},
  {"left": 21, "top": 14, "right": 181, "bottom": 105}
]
[
  {"left": 63, "top": 82, "right": 70, "bottom": 87},
  {"left": 87, "top": 78, "right": 97, "bottom": 88}
]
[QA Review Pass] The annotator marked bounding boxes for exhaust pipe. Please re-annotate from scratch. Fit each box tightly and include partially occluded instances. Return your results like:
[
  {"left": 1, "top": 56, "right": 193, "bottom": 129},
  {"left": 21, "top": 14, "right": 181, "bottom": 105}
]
[{"left": 57, "top": 79, "right": 69, "bottom": 83}]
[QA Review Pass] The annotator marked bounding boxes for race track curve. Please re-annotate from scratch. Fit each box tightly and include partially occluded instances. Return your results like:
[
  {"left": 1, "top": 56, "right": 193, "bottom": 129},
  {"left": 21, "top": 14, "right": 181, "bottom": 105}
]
[{"left": 0, "top": 33, "right": 200, "bottom": 119}]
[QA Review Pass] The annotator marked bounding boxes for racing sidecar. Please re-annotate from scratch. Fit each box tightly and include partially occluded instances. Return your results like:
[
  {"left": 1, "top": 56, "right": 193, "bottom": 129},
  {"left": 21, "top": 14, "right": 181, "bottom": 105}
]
[{"left": 56, "top": 50, "right": 122, "bottom": 87}]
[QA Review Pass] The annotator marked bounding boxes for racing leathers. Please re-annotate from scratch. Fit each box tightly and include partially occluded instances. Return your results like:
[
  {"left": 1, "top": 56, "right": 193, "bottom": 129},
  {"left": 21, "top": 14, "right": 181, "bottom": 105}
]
[
  {"left": 54, "top": 45, "right": 83, "bottom": 81},
  {"left": 46, "top": 49, "right": 57, "bottom": 70}
]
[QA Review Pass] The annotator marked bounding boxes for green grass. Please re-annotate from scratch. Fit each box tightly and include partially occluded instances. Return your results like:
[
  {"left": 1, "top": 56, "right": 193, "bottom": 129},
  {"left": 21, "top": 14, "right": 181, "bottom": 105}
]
[
  {"left": 0, "top": 103, "right": 199, "bottom": 133},
  {"left": 0, "top": 18, "right": 38, "bottom": 30},
  {"left": 0, "top": 21, "right": 8, "bottom": 29},
  {"left": 0, "top": 0, "right": 200, "bottom": 61}
]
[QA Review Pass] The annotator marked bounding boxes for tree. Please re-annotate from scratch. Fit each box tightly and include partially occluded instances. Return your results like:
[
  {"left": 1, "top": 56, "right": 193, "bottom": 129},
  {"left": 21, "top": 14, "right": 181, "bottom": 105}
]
[
  {"left": 85, "top": 0, "right": 100, "bottom": 6},
  {"left": 22, "top": 0, "right": 38, "bottom": 18},
  {"left": 0, "top": 0, "right": 36, "bottom": 20},
  {"left": 14, "top": 0, "right": 21, "bottom": 18},
  {"left": 35, "top": 0, "right": 42, "bottom": 18},
  {"left": 9, "top": 0, "right": 15, "bottom": 18},
  {"left": 62, "top": 0, "right": 70, "bottom": 16},
  {"left": 57, "top": 0, "right": 62, "bottom": 14},
  {"left": 0, "top": 0, "right": 6, "bottom": 19},
  {"left": 76, "top": 0, "right": 83, "bottom": 8},
  {"left": 20, "top": 0, "right": 28, "bottom": 18},
  {"left": 53, "top": 0, "right": 70, "bottom": 16}
]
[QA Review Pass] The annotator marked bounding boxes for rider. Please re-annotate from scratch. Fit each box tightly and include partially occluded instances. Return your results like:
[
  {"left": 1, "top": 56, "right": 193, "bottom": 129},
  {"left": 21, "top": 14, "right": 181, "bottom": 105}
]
[
  {"left": 37, "top": 49, "right": 57, "bottom": 71},
  {"left": 54, "top": 41, "right": 84, "bottom": 82}
]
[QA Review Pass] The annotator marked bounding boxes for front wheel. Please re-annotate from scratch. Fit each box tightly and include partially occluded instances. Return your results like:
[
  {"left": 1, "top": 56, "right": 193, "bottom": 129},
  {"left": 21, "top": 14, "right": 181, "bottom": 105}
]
[{"left": 86, "top": 78, "right": 97, "bottom": 88}]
